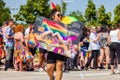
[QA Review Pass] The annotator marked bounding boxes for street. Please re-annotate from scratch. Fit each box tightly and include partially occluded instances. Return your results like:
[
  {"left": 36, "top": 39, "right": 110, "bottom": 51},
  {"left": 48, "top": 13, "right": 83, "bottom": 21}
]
[{"left": 0, "top": 69, "right": 120, "bottom": 80}]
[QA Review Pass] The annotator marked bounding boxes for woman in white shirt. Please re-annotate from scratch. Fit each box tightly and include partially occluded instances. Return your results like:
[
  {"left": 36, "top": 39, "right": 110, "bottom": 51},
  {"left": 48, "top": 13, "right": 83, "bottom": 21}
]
[
  {"left": 108, "top": 23, "right": 120, "bottom": 74},
  {"left": 84, "top": 26, "right": 100, "bottom": 70}
]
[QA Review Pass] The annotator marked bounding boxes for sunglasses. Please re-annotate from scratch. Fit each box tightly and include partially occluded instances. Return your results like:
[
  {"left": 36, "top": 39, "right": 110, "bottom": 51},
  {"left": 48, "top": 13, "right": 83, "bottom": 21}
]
[{"left": 57, "top": 14, "right": 62, "bottom": 17}]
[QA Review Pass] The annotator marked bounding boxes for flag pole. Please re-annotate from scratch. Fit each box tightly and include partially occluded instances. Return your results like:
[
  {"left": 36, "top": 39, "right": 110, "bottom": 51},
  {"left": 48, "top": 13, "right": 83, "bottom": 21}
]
[{"left": 50, "top": 0, "right": 52, "bottom": 8}]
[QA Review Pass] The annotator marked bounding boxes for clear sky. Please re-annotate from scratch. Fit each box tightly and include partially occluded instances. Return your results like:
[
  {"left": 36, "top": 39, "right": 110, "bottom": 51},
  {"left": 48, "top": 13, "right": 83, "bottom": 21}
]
[{"left": 3, "top": 0, "right": 120, "bottom": 19}]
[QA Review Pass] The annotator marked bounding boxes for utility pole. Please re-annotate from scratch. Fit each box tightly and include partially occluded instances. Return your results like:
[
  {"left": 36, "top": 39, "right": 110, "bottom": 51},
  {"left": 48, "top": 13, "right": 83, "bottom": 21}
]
[
  {"left": 50, "top": 0, "right": 52, "bottom": 8},
  {"left": 61, "top": 0, "right": 63, "bottom": 14}
]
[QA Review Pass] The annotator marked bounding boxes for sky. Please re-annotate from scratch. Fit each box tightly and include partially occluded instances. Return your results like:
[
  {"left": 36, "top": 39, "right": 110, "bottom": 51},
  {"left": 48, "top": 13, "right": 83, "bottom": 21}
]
[{"left": 3, "top": 0, "right": 120, "bottom": 20}]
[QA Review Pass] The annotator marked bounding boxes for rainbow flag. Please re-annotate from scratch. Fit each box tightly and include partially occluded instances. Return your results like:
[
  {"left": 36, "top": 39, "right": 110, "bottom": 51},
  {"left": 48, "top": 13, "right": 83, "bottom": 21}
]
[
  {"left": 42, "top": 18, "right": 68, "bottom": 40},
  {"left": 61, "top": 16, "right": 78, "bottom": 24},
  {"left": 33, "top": 16, "right": 82, "bottom": 57},
  {"left": 81, "top": 47, "right": 90, "bottom": 58},
  {"left": 42, "top": 17, "right": 79, "bottom": 40}
]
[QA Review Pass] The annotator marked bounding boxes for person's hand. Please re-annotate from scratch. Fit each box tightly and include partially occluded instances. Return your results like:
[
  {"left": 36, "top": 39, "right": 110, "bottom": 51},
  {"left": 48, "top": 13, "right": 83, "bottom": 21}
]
[
  {"left": 49, "top": 30, "right": 53, "bottom": 33},
  {"left": 54, "top": 32, "right": 59, "bottom": 36},
  {"left": 45, "top": 42, "right": 49, "bottom": 46},
  {"left": 50, "top": 44, "right": 57, "bottom": 47},
  {"left": 66, "top": 51, "right": 71, "bottom": 58}
]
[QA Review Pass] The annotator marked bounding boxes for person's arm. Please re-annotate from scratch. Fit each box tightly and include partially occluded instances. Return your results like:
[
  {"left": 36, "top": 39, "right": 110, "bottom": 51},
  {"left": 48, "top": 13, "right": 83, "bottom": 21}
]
[
  {"left": 78, "top": 42, "right": 83, "bottom": 50},
  {"left": 19, "top": 32, "right": 24, "bottom": 42},
  {"left": 54, "top": 32, "right": 64, "bottom": 43},
  {"left": 51, "top": 43, "right": 68, "bottom": 53},
  {"left": 118, "top": 31, "right": 120, "bottom": 41},
  {"left": 42, "top": 31, "right": 53, "bottom": 37},
  {"left": 36, "top": 32, "right": 51, "bottom": 45},
  {"left": 20, "top": 32, "right": 26, "bottom": 47},
  {"left": 37, "top": 31, "right": 52, "bottom": 41},
  {"left": 107, "top": 34, "right": 111, "bottom": 43},
  {"left": 93, "top": 33, "right": 100, "bottom": 42},
  {"left": 36, "top": 34, "right": 49, "bottom": 45},
  {"left": 6, "top": 27, "right": 14, "bottom": 39}
]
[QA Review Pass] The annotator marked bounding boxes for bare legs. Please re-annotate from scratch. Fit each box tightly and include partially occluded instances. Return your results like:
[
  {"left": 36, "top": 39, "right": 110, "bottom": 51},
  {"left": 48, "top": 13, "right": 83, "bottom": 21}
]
[
  {"left": 56, "top": 60, "right": 64, "bottom": 80},
  {"left": 99, "top": 47, "right": 110, "bottom": 69},
  {"left": 38, "top": 53, "right": 44, "bottom": 68},
  {"left": 47, "top": 60, "right": 64, "bottom": 80}
]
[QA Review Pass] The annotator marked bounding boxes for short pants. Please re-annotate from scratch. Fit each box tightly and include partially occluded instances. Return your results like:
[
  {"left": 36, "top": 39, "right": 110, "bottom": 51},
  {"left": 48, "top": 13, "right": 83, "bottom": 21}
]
[{"left": 47, "top": 51, "right": 67, "bottom": 64}]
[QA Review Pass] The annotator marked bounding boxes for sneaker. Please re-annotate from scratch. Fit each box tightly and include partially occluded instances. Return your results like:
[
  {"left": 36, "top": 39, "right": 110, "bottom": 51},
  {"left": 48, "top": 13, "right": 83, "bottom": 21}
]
[
  {"left": 38, "top": 68, "right": 44, "bottom": 72},
  {"left": 74, "top": 67, "right": 77, "bottom": 70},
  {"left": 7, "top": 68, "right": 14, "bottom": 71},
  {"left": 77, "top": 66, "right": 81, "bottom": 71},
  {"left": 4, "top": 68, "right": 14, "bottom": 71},
  {"left": 96, "top": 68, "right": 100, "bottom": 71},
  {"left": 27, "top": 68, "right": 34, "bottom": 71},
  {"left": 116, "top": 70, "right": 120, "bottom": 74},
  {"left": 4, "top": 68, "right": 8, "bottom": 71},
  {"left": 99, "top": 66, "right": 105, "bottom": 69}
]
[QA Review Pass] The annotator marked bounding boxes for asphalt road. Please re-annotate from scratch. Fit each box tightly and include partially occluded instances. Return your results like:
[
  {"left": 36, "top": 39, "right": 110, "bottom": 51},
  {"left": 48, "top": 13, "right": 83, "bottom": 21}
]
[{"left": 0, "top": 69, "right": 120, "bottom": 80}]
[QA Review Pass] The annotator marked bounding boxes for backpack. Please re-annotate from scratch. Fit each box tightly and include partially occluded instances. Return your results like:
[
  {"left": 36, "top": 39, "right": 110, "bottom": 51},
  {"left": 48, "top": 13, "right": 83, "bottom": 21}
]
[{"left": 99, "top": 33, "right": 108, "bottom": 47}]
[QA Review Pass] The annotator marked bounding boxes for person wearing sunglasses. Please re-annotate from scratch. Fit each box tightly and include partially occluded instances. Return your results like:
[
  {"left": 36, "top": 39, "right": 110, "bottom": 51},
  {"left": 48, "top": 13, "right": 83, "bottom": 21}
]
[
  {"left": 46, "top": 9, "right": 66, "bottom": 80},
  {"left": 50, "top": 9, "right": 62, "bottom": 22}
]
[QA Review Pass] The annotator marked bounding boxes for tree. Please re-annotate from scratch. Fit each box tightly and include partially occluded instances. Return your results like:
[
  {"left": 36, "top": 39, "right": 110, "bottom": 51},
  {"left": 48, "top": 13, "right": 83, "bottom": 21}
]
[
  {"left": 68, "top": 10, "right": 86, "bottom": 23},
  {"left": 56, "top": 2, "right": 67, "bottom": 16},
  {"left": 97, "top": 5, "right": 111, "bottom": 26},
  {"left": 114, "top": 4, "right": 120, "bottom": 24},
  {"left": 85, "top": 0, "right": 96, "bottom": 26},
  {"left": 0, "top": 0, "right": 11, "bottom": 26},
  {"left": 14, "top": 0, "right": 50, "bottom": 24}
]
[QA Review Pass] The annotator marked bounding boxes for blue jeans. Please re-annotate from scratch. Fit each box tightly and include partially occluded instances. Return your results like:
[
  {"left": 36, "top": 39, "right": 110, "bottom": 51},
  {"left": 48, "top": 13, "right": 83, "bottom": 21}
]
[{"left": 5, "top": 47, "right": 14, "bottom": 69}]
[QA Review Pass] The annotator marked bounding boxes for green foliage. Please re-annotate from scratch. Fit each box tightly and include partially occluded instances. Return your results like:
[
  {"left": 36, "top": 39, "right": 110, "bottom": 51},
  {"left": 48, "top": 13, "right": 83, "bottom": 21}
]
[
  {"left": 97, "top": 5, "right": 111, "bottom": 26},
  {"left": 56, "top": 2, "right": 67, "bottom": 16},
  {"left": 85, "top": 0, "right": 97, "bottom": 26},
  {"left": 114, "top": 4, "right": 120, "bottom": 24},
  {"left": 14, "top": 0, "right": 50, "bottom": 24},
  {"left": 0, "top": 0, "right": 11, "bottom": 26},
  {"left": 68, "top": 10, "right": 86, "bottom": 23}
]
